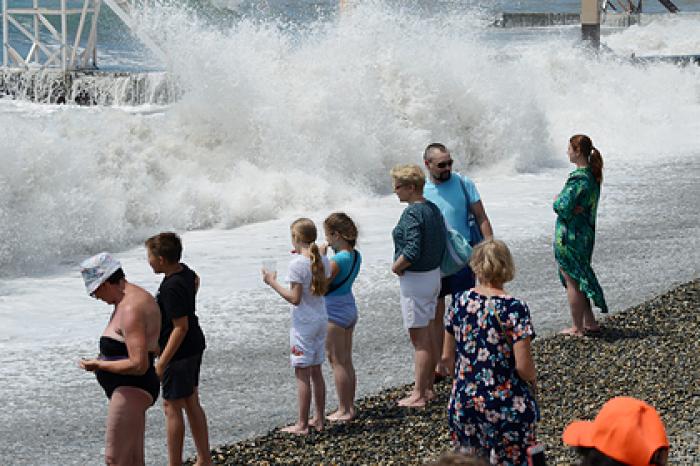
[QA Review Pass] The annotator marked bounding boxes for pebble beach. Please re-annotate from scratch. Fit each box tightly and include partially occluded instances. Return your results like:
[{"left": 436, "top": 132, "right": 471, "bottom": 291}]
[{"left": 191, "top": 279, "right": 699, "bottom": 465}]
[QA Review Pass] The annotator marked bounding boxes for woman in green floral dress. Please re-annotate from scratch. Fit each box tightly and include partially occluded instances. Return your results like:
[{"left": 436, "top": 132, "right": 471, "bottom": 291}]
[{"left": 554, "top": 134, "right": 608, "bottom": 337}]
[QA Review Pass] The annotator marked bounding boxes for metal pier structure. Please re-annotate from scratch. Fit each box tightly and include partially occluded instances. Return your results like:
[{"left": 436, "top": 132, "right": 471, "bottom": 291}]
[
  {"left": 1, "top": 0, "right": 697, "bottom": 105},
  {"left": 495, "top": 0, "right": 681, "bottom": 29},
  {"left": 2, "top": 0, "right": 163, "bottom": 70},
  {"left": 494, "top": 0, "right": 698, "bottom": 66},
  {"left": 1, "top": 0, "right": 172, "bottom": 104}
]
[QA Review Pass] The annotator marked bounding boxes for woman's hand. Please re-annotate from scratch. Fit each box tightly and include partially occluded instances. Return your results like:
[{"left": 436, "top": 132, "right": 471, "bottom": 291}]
[
  {"left": 441, "top": 332, "right": 456, "bottom": 376},
  {"left": 392, "top": 255, "right": 411, "bottom": 276},
  {"left": 513, "top": 337, "right": 536, "bottom": 383},
  {"left": 438, "top": 356, "right": 453, "bottom": 377},
  {"left": 155, "top": 360, "right": 165, "bottom": 379},
  {"left": 262, "top": 269, "right": 277, "bottom": 285},
  {"left": 79, "top": 358, "right": 100, "bottom": 372}
]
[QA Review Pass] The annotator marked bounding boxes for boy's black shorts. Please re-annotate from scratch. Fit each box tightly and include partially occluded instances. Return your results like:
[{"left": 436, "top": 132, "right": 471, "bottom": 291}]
[{"left": 162, "top": 352, "right": 202, "bottom": 400}]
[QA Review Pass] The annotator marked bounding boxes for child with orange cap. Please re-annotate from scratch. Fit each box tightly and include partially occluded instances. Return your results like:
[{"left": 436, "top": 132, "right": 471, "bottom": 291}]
[{"left": 563, "top": 396, "right": 670, "bottom": 466}]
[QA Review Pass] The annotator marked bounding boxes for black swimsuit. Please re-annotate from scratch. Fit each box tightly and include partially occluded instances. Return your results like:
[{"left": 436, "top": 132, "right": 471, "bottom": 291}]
[{"left": 95, "top": 336, "right": 160, "bottom": 404}]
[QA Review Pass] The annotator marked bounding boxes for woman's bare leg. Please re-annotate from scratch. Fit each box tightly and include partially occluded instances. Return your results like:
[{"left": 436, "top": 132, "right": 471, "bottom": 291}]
[
  {"left": 560, "top": 270, "right": 595, "bottom": 336},
  {"left": 105, "top": 387, "right": 152, "bottom": 466},
  {"left": 399, "top": 326, "right": 433, "bottom": 407}
]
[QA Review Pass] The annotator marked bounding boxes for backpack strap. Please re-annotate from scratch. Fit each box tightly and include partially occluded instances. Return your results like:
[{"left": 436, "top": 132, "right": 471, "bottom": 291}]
[
  {"left": 326, "top": 251, "right": 359, "bottom": 294},
  {"left": 457, "top": 173, "right": 473, "bottom": 213}
]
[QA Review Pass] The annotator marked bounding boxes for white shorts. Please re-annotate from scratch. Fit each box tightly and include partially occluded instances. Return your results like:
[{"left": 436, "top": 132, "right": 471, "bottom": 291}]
[
  {"left": 289, "top": 321, "right": 326, "bottom": 367},
  {"left": 399, "top": 268, "right": 441, "bottom": 329}
]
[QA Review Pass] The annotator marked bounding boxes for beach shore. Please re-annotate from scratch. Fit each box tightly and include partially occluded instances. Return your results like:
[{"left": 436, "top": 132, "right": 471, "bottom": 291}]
[{"left": 189, "top": 279, "right": 699, "bottom": 465}]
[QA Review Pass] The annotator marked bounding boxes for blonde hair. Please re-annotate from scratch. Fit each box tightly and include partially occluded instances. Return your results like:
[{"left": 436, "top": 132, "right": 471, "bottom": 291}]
[
  {"left": 390, "top": 164, "right": 425, "bottom": 192},
  {"left": 290, "top": 218, "right": 328, "bottom": 296},
  {"left": 469, "top": 239, "right": 515, "bottom": 286},
  {"left": 324, "top": 212, "right": 358, "bottom": 248}
]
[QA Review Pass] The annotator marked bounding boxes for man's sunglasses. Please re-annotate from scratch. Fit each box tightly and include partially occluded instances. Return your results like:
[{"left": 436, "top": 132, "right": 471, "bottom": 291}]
[{"left": 436, "top": 160, "right": 453, "bottom": 169}]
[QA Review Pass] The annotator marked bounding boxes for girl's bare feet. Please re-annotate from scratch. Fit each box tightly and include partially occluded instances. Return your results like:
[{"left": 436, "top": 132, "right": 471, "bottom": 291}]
[
  {"left": 559, "top": 327, "right": 585, "bottom": 337},
  {"left": 397, "top": 392, "right": 419, "bottom": 406},
  {"left": 326, "top": 408, "right": 355, "bottom": 422},
  {"left": 398, "top": 391, "right": 429, "bottom": 407},
  {"left": 309, "top": 417, "right": 324, "bottom": 432},
  {"left": 400, "top": 395, "right": 428, "bottom": 407},
  {"left": 280, "top": 423, "right": 309, "bottom": 435}
]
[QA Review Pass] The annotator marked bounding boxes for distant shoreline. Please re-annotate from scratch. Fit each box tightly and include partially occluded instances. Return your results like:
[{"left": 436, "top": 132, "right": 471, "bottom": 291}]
[{"left": 188, "top": 279, "right": 699, "bottom": 465}]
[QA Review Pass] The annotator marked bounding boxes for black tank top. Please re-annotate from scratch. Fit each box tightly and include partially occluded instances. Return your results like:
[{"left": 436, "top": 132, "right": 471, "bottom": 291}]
[{"left": 95, "top": 337, "right": 160, "bottom": 404}]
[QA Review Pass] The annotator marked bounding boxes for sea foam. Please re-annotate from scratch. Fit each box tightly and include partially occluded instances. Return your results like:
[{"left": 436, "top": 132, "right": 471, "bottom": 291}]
[{"left": 0, "top": 2, "right": 698, "bottom": 275}]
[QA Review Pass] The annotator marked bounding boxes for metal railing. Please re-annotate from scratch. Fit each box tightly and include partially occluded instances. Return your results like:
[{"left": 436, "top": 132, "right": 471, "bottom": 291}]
[{"left": 2, "top": 0, "right": 164, "bottom": 71}]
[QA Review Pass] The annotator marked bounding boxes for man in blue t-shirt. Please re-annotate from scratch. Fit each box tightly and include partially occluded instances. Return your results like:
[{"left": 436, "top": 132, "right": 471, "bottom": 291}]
[{"left": 422, "top": 142, "right": 494, "bottom": 378}]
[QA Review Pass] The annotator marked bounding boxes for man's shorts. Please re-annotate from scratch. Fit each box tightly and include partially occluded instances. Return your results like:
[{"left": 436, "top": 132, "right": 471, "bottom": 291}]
[
  {"left": 439, "top": 266, "right": 476, "bottom": 299},
  {"left": 162, "top": 352, "right": 203, "bottom": 400},
  {"left": 289, "top": 321, "right": 326, "bottom": 368}
]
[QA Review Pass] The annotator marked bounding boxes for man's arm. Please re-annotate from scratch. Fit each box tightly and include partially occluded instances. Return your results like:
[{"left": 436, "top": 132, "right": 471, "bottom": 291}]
[{"left": 470, "top": 200, "right": 494, "bottom": 239}]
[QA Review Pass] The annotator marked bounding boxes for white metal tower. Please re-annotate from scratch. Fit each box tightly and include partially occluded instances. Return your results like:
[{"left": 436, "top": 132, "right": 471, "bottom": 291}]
[{"left": 2, "top": 0, "right": 164, "bottom": 71}]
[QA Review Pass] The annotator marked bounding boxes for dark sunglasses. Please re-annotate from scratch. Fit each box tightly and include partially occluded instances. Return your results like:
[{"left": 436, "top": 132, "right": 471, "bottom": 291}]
[{"left": 436, "top": 160, "right": 453, "bottom": 169}]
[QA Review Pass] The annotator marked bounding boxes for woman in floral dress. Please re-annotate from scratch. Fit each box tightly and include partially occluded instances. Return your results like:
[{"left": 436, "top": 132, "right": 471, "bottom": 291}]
[
  {"left": 443, "top": 239, "right": 538, "bottom": 466},
  {"left": 554, "top": 134, "right": 608, "bottom": 337}
]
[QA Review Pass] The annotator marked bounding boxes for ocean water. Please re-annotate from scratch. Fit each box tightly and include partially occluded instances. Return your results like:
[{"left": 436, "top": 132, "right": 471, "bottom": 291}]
[{"left": 1, "top": 1, "right": 699, "bottom": 464}]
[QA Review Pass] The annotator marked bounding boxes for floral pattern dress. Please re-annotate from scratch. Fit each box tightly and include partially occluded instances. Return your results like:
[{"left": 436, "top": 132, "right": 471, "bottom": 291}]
[
  {"left": 553, "top": 167, "right": 608, "bottom": 313},
  {"left": 445, "top": 290, "right": 538, "bottom": 466}
]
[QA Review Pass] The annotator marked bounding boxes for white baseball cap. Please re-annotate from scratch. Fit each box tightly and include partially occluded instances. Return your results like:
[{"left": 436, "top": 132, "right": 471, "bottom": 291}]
[{"left": 80, "top": 252, "right": 122, "bottom": 295}]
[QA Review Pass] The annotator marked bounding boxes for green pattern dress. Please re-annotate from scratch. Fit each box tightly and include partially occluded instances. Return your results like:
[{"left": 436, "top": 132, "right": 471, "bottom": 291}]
[{"left": 553, "top": 167, "right": 608, "bottom": 313}]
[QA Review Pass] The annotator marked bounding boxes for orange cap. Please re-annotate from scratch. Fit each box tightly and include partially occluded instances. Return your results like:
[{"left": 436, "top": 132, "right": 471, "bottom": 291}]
[{"left": 562, "top": 397, "right": 669, "bottom": 466}]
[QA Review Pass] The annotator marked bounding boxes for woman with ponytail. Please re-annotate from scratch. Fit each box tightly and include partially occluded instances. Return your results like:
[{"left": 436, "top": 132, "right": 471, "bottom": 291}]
[
  {"left": 554, "top": 134, "right": 609, "bottom": 337},
  {"left": 262, "top": 218, "right": 330, "bottom": 434}
]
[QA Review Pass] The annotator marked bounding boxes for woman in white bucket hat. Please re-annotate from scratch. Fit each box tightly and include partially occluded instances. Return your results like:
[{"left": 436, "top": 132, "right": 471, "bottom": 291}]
[{"left": 78, "top": 252, "right": 161, "bottom": 465}]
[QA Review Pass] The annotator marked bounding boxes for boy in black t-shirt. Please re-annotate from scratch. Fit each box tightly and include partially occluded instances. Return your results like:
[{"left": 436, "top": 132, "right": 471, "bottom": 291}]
[{"left": 145, "top": 232, "right": 212, "bottom": 466}]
